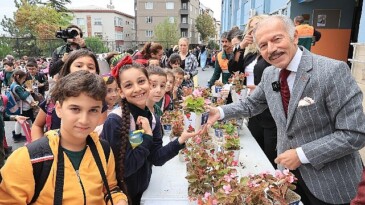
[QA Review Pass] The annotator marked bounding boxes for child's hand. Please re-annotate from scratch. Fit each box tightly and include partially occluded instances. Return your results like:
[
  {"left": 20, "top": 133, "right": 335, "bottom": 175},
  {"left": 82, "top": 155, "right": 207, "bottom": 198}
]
[
  {"left": 115, "top": 199, "right": 128, "bottom": 205},
  {"left": 136, "top": 116, "right": 152, "bottom": 136},
  {"left": 15, "top": 115, "right": 29, "bottom": 123},
  {"left": 178, "top": 130, "right": 202, "bottom": 144}
]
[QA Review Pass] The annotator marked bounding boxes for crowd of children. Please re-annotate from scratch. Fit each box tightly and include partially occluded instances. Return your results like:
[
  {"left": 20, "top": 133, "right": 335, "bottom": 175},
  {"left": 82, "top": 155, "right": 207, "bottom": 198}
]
[{"left": 0, "top": 41, "right": 201, "bottom": 204}]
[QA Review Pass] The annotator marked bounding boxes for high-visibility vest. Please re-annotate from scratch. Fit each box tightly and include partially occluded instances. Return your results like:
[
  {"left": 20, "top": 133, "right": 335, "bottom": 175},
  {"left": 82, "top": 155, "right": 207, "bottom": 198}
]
[
  {"left": 296, "top": 24, "right": 314, "bottom": 38},
  {"left": 217, "top": 51, "right": 228, "bottom": 70}
]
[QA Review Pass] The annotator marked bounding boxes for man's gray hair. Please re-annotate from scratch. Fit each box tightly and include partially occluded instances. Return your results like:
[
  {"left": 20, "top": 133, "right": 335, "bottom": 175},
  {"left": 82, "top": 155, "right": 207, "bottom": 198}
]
[{"left": 253, "top": 15, "right": 296, "bottom": 42}]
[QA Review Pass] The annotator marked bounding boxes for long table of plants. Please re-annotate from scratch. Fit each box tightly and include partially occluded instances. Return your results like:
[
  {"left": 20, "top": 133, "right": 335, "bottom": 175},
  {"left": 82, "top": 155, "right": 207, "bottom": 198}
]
[{"left": 142, "top": 78, "right": 301, "bottom": 205}]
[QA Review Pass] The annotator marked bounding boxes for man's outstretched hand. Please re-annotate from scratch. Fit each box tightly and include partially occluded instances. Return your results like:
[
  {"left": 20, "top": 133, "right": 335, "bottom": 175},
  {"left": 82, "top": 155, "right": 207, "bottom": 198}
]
[{"left": 203, "top": 105, "right": 221, "bottom": 132}]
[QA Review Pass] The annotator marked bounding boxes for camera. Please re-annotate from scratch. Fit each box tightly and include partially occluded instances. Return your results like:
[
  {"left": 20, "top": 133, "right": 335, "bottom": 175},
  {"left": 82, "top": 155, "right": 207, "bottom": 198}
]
[{"left": 55, "top": 28, "right": 79, "bottom": 39}]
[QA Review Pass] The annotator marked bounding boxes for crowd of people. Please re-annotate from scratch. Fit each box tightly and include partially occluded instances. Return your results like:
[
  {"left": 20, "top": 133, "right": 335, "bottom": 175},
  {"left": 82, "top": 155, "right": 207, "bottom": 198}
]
[{"left": 0, "top": 13, "right": 365, "bottom": 205}]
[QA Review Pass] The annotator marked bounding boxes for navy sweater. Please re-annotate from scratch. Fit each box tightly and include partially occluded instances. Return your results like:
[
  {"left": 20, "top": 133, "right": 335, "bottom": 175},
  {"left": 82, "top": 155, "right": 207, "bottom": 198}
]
[{"left": 100, "top": 105, "right": 184, "bottom": 199}]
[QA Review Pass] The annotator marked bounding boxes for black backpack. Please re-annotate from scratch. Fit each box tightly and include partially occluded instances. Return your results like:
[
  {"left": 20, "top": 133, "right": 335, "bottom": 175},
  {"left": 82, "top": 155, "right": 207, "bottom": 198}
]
[{"left": 1, "top": 136, "right": 112, "bottom": 204}]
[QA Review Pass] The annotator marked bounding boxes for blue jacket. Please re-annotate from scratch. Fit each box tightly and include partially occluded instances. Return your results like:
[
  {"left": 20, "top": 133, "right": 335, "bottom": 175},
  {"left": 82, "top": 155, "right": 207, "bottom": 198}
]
[{"left": 101, "top": 106, "right": 184, "bottom": 199}]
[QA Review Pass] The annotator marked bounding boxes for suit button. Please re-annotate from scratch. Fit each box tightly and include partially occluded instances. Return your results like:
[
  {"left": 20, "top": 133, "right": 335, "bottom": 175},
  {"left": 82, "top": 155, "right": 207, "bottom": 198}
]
[{"left": 288, "top": 135, "right": 293, "bottom": 139}]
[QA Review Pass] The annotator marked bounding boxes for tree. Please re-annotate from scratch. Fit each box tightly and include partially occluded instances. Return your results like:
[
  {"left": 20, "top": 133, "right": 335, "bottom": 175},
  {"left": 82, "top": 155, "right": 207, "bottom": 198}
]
[
  {"left": 14, "top": 0, "right": 71, "bottom": 12},
  {"left": 153, "top": 18, "right": 180, "bottom": 49},
  {"left": 85, "top": 37, "right": 109, "bottom": 53},
  {"left": 195, "top": 13, "right": 216, "bottom": 43},
  {"left": 14, "top": 2, "right": 72, "bottom": 39},
  {"left": 207, "top": 40, "right": 219, "bottom": 50}
]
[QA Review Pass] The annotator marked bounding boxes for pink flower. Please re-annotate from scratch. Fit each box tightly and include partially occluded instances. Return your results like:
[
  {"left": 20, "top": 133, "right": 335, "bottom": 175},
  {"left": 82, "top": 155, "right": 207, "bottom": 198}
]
[
  {"left": 288, "top": 175, "right": 295, "bottom": 183},
  {"left": 275, "top": 170, "right": 284, "bottom": 178},
  {"left": 230, "top": 172, "right": 237, "bottom": 178},
  {"left": 212, "top": 199, "right": 218, "bottom": 205},
  {"left": 204, "top": 99, "right": 211, "bottom": 105},
  {"left": 204, "top": 192, "right": 211, "bottom": 200},
  {"left": 192, "top": 89, "right": 202, "bottom": 97},
  {"left": 283, "top": 169, "right": 290, "bottom": 176},
  {"left": 223, "top": 184, "right": 232, "bottom": 194},
  {"left": 195, "top": 136, "right": 202, "bottom": 144},
  {"left": 248, "top": 181, "right": 259, "bottom": 188},
  {"left": 224, "top": 174, "right": 232, "bottom": 182},
  {"left": 231, "top": 160, "right": 238, "bottom": 166}
]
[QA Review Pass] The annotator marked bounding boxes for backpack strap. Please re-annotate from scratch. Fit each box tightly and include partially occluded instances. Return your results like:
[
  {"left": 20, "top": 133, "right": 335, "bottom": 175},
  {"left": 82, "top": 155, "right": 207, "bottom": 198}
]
[
  {"left": 99, "top": 139, "right": 110, "bottom": 163},
  {"left": 26, "top": 135, "right": 112, "bottom": 204},
  {"left": 26, "top": 137, "right": 54, "bottom": 204},
  {"left": 87, "top": 137, "right": 114, "bottom": 205},
  {"left": 53, "top": 141, "right": 65, "bottom": 205}
]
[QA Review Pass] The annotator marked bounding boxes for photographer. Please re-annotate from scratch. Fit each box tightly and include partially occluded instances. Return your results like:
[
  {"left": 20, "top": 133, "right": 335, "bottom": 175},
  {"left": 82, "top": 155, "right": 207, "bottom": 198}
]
[{"left": 49, "top": 25, "right": 90, "bottom": 77}]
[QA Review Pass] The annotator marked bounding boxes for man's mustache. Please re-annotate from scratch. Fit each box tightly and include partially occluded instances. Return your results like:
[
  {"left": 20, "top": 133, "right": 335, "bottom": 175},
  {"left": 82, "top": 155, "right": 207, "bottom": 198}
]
[{"left": 268, "top": 50, "right": 284, "bottom": 61}]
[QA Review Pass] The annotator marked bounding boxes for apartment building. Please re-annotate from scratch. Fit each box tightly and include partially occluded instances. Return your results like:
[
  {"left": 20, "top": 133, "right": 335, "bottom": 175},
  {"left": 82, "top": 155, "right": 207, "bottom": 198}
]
[
  {"left": 135, "top": 0, "right": 200, "bottom": 47},
  {"left": 70, "top": 5, "right": 136, "bottom": 52}
]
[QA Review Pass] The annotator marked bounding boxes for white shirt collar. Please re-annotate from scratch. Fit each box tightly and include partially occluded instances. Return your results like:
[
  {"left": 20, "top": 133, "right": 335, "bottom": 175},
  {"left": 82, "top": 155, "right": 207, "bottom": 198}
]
[{"left": 285, "top": 47, "right": 303, "bottom": 73}]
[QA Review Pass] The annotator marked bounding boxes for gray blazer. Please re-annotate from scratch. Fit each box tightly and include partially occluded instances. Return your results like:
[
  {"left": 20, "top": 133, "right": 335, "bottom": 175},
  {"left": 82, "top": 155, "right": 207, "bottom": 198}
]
[{"left": 222, "top": 48, "right": 365, "bottom": 203}]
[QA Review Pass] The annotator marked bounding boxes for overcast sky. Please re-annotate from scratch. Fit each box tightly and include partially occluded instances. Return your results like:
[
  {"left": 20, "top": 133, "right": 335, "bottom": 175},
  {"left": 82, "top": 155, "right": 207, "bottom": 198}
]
[{"left": 0, "top": 0, "right": 221, "bottom": 21}]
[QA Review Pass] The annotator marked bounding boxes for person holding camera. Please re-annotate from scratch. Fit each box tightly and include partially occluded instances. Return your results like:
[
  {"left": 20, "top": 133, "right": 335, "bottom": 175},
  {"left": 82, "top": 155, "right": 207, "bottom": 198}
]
[{"left": 49, "top": 25, "right": 90, "bottom": 77}]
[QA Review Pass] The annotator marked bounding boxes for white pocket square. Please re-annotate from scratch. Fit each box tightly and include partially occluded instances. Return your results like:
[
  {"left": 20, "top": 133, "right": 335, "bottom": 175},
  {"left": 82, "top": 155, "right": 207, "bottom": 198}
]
[{"left": 298, "top": 97, "right": 315, "bottom": 107}]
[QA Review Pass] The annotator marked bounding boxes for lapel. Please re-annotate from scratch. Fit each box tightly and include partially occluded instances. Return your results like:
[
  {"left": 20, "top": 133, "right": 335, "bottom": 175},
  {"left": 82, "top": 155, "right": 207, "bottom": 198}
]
[
  {"left": 269, "top": 68, "right": 287, "bottom": 124},
  {"left": 286, "top": 49, "right": 313, "bottom": 130}
]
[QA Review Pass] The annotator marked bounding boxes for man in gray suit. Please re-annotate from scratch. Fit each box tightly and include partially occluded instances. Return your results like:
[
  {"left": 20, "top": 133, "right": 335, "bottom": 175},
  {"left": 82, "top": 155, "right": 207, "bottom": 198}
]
[{"left": 206, "top": 15, "right": 365, "bottom": 204}]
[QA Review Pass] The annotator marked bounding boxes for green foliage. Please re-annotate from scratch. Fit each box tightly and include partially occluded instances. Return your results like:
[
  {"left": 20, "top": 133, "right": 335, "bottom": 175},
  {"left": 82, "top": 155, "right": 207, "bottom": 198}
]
[
  {"left": 195, "top": 13, "right": 216, "bottom": 43},
  {"left": 223, "top": 122, "right": 236, "bottom": 136},
  {"left": 14, "top": 2, "right": 72, "bottom": 39},
  {"left": 207, "top": 39, "right": 219, "bottom": 50},
  {"left": 224, "top": 135, "right": 240, "bottom": 150},
  {"left": 153, "top": 18, "right": 180, "bottom": 49},
  {"left": 14, "top": 0, "right": 71, "bottom": 12},
  {"left": 85, "top": 37, "right": 109, "bottom": 53},
  {"left": 183, "top": 95, "right": 205, "bottom": 114},
  {"left": 0, "top": 38, "right": 13, "bottom": 59}
]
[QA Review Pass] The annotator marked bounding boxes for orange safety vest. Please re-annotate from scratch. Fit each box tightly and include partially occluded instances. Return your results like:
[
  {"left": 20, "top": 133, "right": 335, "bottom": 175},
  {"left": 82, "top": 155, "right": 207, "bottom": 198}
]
[
  {"left": 217, "top": 51, "right": 229, "bottom": 71},
  {"left": 296, "top": 24, "right": 314, "bottom": 38}
]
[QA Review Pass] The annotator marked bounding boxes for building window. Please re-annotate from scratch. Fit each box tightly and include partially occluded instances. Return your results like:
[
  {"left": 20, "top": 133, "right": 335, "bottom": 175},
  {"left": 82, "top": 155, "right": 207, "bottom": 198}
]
[
  {"left": 145, "top": 2, "right": 153, "bottom": 9},
  {"left": 115, "top": 32, "right": 123, "bottom": 40},
  {"left": 190, "top": 18, "right": 193, "bottom": 25},
  {"left": 146, "top": 16, "right": 153, "bottom": 24},
  {"left": 182, "top": 3, "right": 187, "bottom": 9},
  {"left": 190, "top": 5, "right": 192, "bottom": 11},
  {"left": 76, "top": 18, "right": 85, "bottom": 26},
  {"left": 94, "top": 18, "right": 102, "bottom": 25},
  {"left": 166, "top": 2, "right": 174, "bottom": 9},
  {"left": 182, "top": 17, "right": 187, "bottom": 24},
  {"left": 146, "top": 30, "right": 153, "bottom": 37},
  {"left": 131, "top": 21, "right": 135, "bottom": 29},
  {"left": 189, "top": 32, "right": 192, "bottom": 38},
  {"left": 114, "top": 17, "right": 123, "bottom": 27},
  {"left": 169, "top": 17, "right": 174, "bottom": 23},
  {"left": 181, "top": 31, "right": 187, "bottom": 37},
  {"left": 94, "top": 32, "right": 103, "bottom": 38}
]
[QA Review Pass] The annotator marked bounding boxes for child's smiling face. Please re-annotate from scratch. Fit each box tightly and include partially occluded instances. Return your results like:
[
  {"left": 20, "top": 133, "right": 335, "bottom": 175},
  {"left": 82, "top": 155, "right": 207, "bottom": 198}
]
[{"left": 56, "top": 93, "right": 102, "bottom": 143}]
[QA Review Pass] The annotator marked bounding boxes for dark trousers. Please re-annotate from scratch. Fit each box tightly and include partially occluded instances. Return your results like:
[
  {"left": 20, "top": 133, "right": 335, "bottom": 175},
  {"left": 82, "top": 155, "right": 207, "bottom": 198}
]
[
  {"left": 247, "top": 116, "right": 277, "bottom": 169},
  {"left": 292, "top": 169, "right": 350, "bottom": 205}
]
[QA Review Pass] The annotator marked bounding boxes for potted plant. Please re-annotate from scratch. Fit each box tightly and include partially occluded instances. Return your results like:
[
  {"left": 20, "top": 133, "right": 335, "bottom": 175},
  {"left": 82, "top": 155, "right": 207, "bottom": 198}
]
[
  {"left": 240, "top": 170, "right": 300, "bottom": 205},
  {"left": 212, "top": 80, "right": 224, "bottom": 97},
  {"left": 222, "top": 122, "right": 240, "bottom": 163},
  {"left": 161, "top": 110, "right": 183, "bottom": 140},
  {"left": 229, "top": 72, "right": 247, "bottom": 102},
  {"left": 182, "top": 88, "right": 211, "bottom": 132}
]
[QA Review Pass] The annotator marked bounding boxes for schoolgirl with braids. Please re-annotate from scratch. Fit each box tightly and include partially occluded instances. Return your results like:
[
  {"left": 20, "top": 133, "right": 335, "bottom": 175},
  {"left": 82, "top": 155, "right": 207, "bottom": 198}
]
[{"left": 101, "top": 55, "right": 200, "bottom": 205}]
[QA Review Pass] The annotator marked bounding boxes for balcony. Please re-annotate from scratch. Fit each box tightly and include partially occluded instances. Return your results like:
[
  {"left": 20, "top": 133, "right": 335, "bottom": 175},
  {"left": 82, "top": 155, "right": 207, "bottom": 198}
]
[
  {"left": 180, "top": 9, "right": 189, "bottom": 15},
  {"left": 180, "top": 23, "right": 189, "bottom": 29}
]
